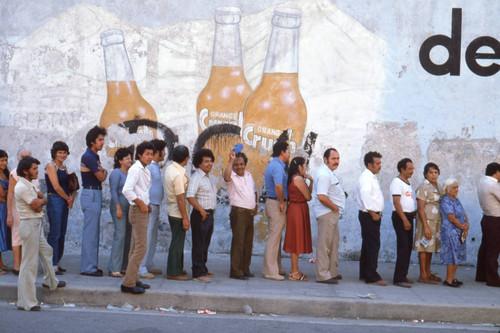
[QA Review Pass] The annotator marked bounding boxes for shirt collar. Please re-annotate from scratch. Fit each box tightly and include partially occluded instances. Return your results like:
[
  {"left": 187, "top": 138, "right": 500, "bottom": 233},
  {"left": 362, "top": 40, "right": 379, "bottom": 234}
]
[
  {"left": 134, "top": 160, "right": 147, "bottom": 170},
  {"left": 86, "top": 148, "right": 98, "bottom": 158},
  {"left": 195, "top": 168, "right": 209, "bottom": 177},
  {"left": 273, "top": 157, "right": 285, "bottom": 168},
  {"left": 485, "top": 176, "right": 498, "bottom": 183},
  {"left": 19, "top": 176, "right": 36, "bottom": 188},
  {"left": 173, "top": 162, "right": 186, "bottom": 174}
]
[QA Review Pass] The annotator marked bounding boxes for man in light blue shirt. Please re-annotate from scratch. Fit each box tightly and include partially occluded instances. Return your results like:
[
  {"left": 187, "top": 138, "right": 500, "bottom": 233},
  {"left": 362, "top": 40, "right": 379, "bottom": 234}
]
[
  {"left": 138, "top": 139, "right": 166, "bottom": 278},
  {"left": 262, "top": 141, "right": 290, "bottom": 281}
]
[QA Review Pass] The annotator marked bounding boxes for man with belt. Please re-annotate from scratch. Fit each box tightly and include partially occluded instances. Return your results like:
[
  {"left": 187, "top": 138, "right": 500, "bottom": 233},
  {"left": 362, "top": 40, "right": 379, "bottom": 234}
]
[
  {"left": 80, "top": 126, "right": 107, "bottom": 277},
  {"left": 356, "top": 151, "right": 387, "bottom": 286},
  {"left": 313, "top": 148, "right": 346, "bottom": 285},
  {"left": 224, "top": 149, "right": 258, "bottom": 280},
  {"left": 475, "top": 162, "right": 500, "bottom": 287},
  {"left": 138, "top": 139, "right": 167, "bottom": 279},
  {"left": 15, "top": 156, "right": 65, "bottom": 311},
  {"left": 164, "top": 145, "right": 190, "bottom": 281},
  {"left": 390, "top": 158, "right": 416, "bottom": 288},
  {"left": 121, "top": 141, "right": 154, "bottom": 294},
  {"left": 187, "top": 148, "right": 217, "bottom": 283},
  {"left": 262, "top": 141, "right": 290, "bottom": 281}
]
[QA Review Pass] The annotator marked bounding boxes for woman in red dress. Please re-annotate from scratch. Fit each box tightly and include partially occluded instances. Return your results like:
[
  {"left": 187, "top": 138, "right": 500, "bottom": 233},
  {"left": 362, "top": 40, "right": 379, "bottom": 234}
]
[{"left": 284, "top": 157, "right": 313, "bottom": 281}]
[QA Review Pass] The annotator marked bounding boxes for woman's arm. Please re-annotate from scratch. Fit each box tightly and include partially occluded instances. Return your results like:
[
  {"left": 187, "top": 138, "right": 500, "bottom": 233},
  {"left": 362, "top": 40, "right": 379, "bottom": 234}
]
[
  {"left": 294, "top": 176, "right": 312, "bottom": 201},
  {"left": 46, "top": 163, "right": 70, "bottom": 201},
  {"left": 417, "top": 198, "right": 432, "bottom": 239}
]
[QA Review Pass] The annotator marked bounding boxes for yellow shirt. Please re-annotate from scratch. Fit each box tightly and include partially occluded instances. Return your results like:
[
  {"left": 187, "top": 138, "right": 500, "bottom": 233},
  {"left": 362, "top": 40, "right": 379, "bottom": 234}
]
[{"left": 164, "top": 162, "right": 189, "bottom": 218}]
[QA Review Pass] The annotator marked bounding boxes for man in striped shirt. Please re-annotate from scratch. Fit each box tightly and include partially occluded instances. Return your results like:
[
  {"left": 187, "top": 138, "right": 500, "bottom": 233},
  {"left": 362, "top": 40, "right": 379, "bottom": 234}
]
[{"left": 187, "top": 148, "right": 217, "bottom": 283}]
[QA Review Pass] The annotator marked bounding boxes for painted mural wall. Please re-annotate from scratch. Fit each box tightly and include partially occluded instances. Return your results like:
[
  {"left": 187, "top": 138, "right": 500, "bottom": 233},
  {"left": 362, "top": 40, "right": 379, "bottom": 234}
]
[{"left": 0, "top": 0, "right": 498, "bottom": 263}]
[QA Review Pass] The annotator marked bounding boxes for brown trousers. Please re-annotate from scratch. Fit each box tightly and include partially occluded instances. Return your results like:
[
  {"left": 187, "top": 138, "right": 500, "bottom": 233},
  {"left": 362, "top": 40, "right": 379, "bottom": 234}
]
[
  {"left": 262, "top": 199, "right": 285, "bottom": 275},
  {"left": 123, "top": 205, "right": 149, "bottom": 287},
  {"left": 230, "top": 206, "right": 254, "bottom": 277}
]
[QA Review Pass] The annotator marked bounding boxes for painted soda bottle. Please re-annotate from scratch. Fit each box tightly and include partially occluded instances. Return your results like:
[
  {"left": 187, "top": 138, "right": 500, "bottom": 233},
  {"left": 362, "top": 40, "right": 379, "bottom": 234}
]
[
  {"left": 196, "top": 7, "right": 252, "bottom": 185},
  {"left": 242, "top": 8, "right": 307, "bottom": 192},
  {"left": 99, "top": 29, "right": 158, "bottom": 156}
]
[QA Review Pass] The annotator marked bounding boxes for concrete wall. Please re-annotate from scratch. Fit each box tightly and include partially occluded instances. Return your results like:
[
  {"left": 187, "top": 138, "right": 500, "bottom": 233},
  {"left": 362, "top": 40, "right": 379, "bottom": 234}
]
[{"left": 0, "top": 0, "right": 498, "bottom": 264}]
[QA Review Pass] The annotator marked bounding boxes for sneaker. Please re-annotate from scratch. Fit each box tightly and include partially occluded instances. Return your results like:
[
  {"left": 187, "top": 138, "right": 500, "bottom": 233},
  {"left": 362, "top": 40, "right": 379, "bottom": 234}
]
[
  {"left": 264, "top": 274, "right": 285, "bottom": 281},
  {"left": 139, "top": 272, "right": 155, "bottom": 279}
]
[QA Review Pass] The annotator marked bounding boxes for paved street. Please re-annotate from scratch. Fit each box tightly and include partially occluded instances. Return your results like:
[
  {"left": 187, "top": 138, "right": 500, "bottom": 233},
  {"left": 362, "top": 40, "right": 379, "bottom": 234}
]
[{"left": 0, "top": 301, "right": 497, "bottom": 333}]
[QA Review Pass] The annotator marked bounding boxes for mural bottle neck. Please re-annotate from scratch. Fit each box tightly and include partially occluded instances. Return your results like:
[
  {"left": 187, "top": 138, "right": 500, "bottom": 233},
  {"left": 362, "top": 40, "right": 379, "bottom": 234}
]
[
  {"left": 212, "top": 7, "right": 243, "bottom": 67},
  {"left": 101, "top": 29, "right": 136, "bottom": 96},
  {"left": 264, "top": 7, "right": 301, "bottom": 74}
]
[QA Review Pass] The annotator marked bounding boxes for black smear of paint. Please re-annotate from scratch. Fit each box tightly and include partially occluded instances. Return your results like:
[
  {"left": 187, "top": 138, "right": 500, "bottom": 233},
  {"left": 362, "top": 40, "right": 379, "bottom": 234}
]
[{"left": 193, "top": 124, "right": 241, "bottom": 155}]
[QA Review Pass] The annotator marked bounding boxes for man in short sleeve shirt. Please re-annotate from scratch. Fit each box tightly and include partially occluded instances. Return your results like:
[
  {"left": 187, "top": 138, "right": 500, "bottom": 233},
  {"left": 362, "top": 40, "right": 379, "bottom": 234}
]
[
  {"left": 390, "top": 158, "right": 416, "bottom": 288},
  {"left": 164, "top": 145, "right": 190, "bottom": 280},
  {"left": 262, "top": 141, "right": 290, "bottom": 281},
  {"left": 475, "top": 162, "right": 500, "bottom": 287},
  {"left": 80, "top": 126, "right": 107, "bottom": 277},
  {"left": 313, "top": 148, "right": 346, "bottom": 284}
]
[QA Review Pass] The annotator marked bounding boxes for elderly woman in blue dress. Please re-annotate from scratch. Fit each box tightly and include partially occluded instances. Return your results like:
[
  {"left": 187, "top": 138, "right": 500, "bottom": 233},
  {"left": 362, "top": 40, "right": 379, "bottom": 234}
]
[{"left": 440, "top": 178, "right": 469, "bottom": 288}]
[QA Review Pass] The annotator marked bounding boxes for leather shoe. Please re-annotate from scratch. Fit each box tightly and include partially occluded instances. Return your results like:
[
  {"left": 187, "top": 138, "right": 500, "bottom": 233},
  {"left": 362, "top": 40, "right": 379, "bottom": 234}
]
[
  {"left": 367, "top": 279, "right": 388, "bottom": 286},
  {"left": 443, "top": 280, "right": 460, "bottom": 288},
  {"left": 55, "top": 270, "right": 63, "bottom": 276},
  {"left": 81, "top": 270, "right": 103, "bottom": 277},
  {"left": 394, "top": 282, "right": 412, "bottom": 288},
  {"left": 231, "top": 275, "right": 249, "bottom": 280},
  {"left": 19, "top": 305, "right": 41, "bottom": 311},
  {"left": 316, "top": 278, "right": 338, "bottom": 285},
  {"left": 166, "top": 274, "right": 189, "bottom": 281},
  {"left": 404, "top": 278, "right": 415, "bottom": 284},
  {"left": 245, "top": 273, "right": 255, "bottom": 278},
  {"left": 43, "top": 280, "right": 66, "bottom": 289},
  {"left": 332, "top": 275, "right": 343, "bottom": 280},
  {"left": 136, "top": 281, "right": 150, "bottom": 289},
  {"left": 206, "top": 271, "right": 215, "bottom": 277},
  {"left": 121, "top": 284, "right": 145, "bottom": 294}
]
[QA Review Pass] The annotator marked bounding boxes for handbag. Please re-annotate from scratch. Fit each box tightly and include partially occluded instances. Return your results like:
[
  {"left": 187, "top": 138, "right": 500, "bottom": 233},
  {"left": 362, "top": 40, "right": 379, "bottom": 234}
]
[{"left": 67, "top": 172, "right": 80, "bottom": 193}]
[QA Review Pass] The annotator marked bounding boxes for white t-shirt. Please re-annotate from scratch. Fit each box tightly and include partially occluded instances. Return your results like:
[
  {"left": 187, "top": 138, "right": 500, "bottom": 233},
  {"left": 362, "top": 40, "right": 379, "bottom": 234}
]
[
  {"left": 313, "top": 163, "right": 345, "bottom": 218},
  {"left": 390, "top": 177, "right": 415, "bottom": 212}
]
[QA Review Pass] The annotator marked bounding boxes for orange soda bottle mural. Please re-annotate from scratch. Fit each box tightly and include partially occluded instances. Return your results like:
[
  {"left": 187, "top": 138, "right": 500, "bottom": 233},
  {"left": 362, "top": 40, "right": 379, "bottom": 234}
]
[
  {"left": 196, "top": 7, "right": 252, "bottom": 184},
  {"left": 242, "top": 8, "right": 307, "bottom": 192},
  {"left": 100, "top": 29, "right": 158, "bottom": 156}
]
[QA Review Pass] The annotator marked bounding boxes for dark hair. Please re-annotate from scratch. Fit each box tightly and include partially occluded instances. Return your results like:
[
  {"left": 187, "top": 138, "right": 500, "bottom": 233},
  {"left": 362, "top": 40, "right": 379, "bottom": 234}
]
[
  {"left": 85, "top": 126, "right": 107, "bottom": 149},
  {"left": 172, "top": 145, "right": 190, "bottom": 164},
  {"left": 235, "top": 152, "right": 248, "bottom": 165},
  {"left": 272, "top": 141, "right": 289, "bottom": 158},
  {"left": 113, "top": 147, "right": 133, "bottom": 169},
  {"left": 17, "top": 156, "right": 40, "bottom": 179},
  {"left": 0, "top": 150, "right": 10, "bottom": 179},
  {"left": 364, "top": 151, "right": 382, "bottom": 167},
  {"left": 323, "top": 148, "right": 338, "bottom": 160},
  {"left": 485, "top": 162, "right": 500, "bottom": 176},
  {"left": 150, "top": 139, "right": 167, "bottom": 155},
  {"left": 288, "top": 157, "right": 306, "bottom": 185},
  {"left": 423, "top": 162, "right": 440, "bottom": 178},
  {"left": 50, "top": 141, "right": 70, "bottom": 160},
  {"left": 135, "top": 141, "right": 155, "bottom": 160},
  {"left": 397, "top": 158, "right": 413, "bottom": 173},
  {"left": 193, "top": 148, "right": 214, "bottom": 168}
]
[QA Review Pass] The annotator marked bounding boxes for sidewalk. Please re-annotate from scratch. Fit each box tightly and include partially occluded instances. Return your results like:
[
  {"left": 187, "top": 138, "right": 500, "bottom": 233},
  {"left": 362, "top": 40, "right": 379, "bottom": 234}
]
[{"left": 0, "top": 252, "right": 499, "bottom": 324}]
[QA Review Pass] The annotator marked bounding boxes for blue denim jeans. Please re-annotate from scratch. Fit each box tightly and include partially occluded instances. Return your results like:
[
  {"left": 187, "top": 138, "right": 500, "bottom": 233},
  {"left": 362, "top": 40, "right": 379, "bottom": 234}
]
[
  {"left": 108, "top": 194, "right": 130, "bottom": 272},
  {"left": 80, "top": 189, "right": 102, "bottom": 274},
  {"left": 47, "top": 194, "right": 69, "bottom": 267}
]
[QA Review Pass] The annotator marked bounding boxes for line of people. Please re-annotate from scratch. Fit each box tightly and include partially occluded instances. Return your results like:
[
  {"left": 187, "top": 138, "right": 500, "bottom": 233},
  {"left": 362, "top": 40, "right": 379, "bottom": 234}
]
[{"left": 0, "top": 126, "right": 498, "bottom": 311}]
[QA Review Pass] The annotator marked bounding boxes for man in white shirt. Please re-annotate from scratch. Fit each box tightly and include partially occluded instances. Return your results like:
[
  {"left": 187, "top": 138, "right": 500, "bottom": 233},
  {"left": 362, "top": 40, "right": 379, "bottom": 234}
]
[
  {"left": 121, "top": 141, "right": 154, "bottom": 294},
  {"left": 390, "top": 158, "right": 416, "bottom": 288},
  {"left": 356, "top": 151, "right": 387, "bottom": 286},
  {"left": 475, "top": 162, "right": 500, "bottom": 287},
  {"left": 15, "top": 156, "right": 65, "bottom": 311},
  {"left": 224, "top": 150, "right": 258, "bottom": 280},
  {"left": 313, "top": 148, "right": 345, "bottom": 285},
  {"left": 187, "top": 148, "right": 218, "bottom": 283}
]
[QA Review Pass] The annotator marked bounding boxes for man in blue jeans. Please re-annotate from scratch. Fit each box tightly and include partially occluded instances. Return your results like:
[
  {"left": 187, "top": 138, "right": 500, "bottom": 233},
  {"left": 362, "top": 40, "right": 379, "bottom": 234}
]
[{"left": 80, "top": 126, "right": 108, "bottom": 277}]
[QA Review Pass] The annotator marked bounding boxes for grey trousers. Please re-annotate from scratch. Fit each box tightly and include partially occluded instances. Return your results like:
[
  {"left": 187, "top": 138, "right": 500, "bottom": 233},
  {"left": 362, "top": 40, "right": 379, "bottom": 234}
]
[{"left": 17, "top": 218, "right": 59, "bottom": 311}]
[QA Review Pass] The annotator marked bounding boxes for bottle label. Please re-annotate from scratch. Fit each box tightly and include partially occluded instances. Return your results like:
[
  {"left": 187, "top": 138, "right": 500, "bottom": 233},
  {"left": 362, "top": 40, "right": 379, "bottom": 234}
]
[
  {"left": 243, "top": 124, "right": 297, "bottom": 152},
  {"left": 198, "top": 108, "right": 243, "bottom": 131}
]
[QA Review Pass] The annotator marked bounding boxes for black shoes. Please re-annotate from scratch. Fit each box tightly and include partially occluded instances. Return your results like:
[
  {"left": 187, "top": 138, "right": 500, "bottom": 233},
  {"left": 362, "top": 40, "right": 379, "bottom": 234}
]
[
  {"left": 18, "top": 305, "right": 41, "bottom": 311},
  {"left": 81, "top": 269, "right": 103, "bottom": 277},
  {"left": 443, "top": 280, "right": 460, "bottom": 288},
  {"left": 231, "top": 275, "right": 249, "bottom": 280},
  {"left": 121, "top": 284, "right": 145, "bottom": 294},
  {"left": 136, "top": 281, "right": 150, "bottom": 289},
  {"left": 42, "top": 280, "right": 66, "bottom": 289},
  {"left": 245, "top": 273, "right": 255, "bottom": 278},
  {"left": 55, "top": 270, "right": 64, "bottom": 276}
]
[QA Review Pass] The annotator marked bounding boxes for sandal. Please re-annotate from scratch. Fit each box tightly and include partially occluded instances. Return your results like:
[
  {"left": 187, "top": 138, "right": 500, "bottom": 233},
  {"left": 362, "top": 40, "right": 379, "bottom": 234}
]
[
  {"left": 108, "top": 271, "right": 123, "bottom": 278},
  {"left": 288, "top": 271, "right": 308, "bottom": 282},
  {"left": 430, "top": 274, "right": 442, "bottom": 282},
  {"left": 0, "top": 266, "right": 13, "bottom": 272}
]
